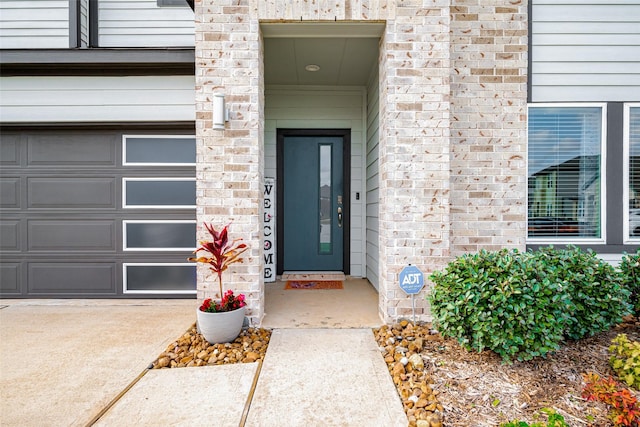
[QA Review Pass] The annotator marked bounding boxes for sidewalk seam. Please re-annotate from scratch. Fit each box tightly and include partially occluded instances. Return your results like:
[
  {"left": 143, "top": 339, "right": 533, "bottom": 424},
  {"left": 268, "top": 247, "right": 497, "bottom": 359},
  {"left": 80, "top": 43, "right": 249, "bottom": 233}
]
[
  {"left": 84, "top": 365, "right": 151, "bottom": 427},
  {"left": 238, "top": 359, "right": 263, "bottom": 427}
]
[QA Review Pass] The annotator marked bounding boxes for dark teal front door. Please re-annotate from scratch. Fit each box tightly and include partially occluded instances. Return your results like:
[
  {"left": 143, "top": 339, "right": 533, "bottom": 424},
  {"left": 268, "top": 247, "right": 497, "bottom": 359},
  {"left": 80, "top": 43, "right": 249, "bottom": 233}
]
[{"left": 281, "top": 133, "right": 346, "bottom": 271}]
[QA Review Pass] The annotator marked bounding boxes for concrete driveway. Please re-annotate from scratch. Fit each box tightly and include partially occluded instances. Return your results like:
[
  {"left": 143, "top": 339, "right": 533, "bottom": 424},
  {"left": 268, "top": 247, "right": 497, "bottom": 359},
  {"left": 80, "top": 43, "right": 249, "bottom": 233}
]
[
  {"left": 1, "top": 299, "right": 408, "bottom": 427},
  {"left": 0, "top": 300, "right": 195, "bottom": 426}
]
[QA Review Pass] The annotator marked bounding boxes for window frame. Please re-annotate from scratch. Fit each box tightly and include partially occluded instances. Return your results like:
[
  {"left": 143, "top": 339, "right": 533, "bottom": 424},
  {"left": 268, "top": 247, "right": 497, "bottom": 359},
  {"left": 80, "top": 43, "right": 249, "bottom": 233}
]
[
  {"left": 122, "top": 135, "right": 196, "bottom": 167},
  {"left": 156, "top": 0, "right": 190, "bottom": 7},
  {"left": 122, "top": 177, "right": 196, "bottom": 209},
  {"left": 624, "top": 103, "right": 640, "bottom": 243},
  {"left": 123, "top": 263, "right": 196, "bottom": 294},
  {"left": 526, "top": 102, "right": 608, "bottom": 245},
  {"left": 123, "top": 220, "right": 196, "bottom": 251}
]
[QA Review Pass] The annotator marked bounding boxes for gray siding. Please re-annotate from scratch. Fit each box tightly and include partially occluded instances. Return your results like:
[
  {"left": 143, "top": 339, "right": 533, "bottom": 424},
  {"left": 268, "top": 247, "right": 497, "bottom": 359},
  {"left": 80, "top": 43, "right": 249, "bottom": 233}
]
[
  {"left": 0, "top": 0, "right": 70, "bottom": 49},
  {"left": 365, "top": 69, "right": 380, "bottom": 290},
  {"left": 532, "top": 0, "right": 640, "bottom": 102},
  {"left": 98, "top": 0, "right": 194, "bottom": 47}
]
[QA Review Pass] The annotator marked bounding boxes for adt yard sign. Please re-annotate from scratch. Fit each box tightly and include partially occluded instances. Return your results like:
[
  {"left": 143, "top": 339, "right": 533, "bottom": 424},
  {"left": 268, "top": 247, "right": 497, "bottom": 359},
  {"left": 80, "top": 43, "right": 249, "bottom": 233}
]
[{"left": 399, "top": 265, "right": 424, "bottom": 295}]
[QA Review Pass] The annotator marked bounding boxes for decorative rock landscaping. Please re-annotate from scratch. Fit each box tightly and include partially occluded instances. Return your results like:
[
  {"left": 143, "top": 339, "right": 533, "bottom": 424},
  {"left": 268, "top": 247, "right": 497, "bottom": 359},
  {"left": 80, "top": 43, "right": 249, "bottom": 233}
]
[
  {"left": 374, "top": 320, "right": 445, "bottom": 427},
  {"left": 155, "top": 321, "right": 444, "bottom": 426},
  {"left": 149, "top": 318, "right": 634, "bottom": 426},
  {"left": 152, "top": 324, "right": 272, "bottom": 369}
]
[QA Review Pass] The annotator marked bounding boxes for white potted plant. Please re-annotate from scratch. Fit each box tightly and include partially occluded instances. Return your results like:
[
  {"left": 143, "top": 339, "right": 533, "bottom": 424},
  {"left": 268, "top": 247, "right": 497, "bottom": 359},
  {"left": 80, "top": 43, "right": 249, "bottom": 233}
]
[{"left": 189, "top": 222, "right": 248, "bottom": 344}]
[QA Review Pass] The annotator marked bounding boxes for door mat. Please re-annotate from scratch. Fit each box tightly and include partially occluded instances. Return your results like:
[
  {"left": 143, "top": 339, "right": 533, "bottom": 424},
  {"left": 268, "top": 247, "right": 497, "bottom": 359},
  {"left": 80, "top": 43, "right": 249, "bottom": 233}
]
[
  {"left": 284, "top": 280, "right": 344, "bottom": 290},
  {"left": 281, "top": 272, "right": 346, "bottom": 281}
]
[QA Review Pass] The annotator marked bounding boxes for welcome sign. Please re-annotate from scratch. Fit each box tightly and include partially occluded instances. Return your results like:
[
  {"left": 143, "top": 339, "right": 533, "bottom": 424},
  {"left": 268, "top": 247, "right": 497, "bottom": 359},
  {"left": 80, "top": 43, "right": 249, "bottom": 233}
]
[{"left": 264, "top": 178, "right": 276, "bottom": 282}]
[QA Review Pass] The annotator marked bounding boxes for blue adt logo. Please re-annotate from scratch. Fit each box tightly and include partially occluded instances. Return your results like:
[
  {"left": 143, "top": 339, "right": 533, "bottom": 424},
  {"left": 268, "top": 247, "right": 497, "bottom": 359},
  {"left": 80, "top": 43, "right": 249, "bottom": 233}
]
[{"left": 398, "top": 265, "right": 424, "bottom": 295}]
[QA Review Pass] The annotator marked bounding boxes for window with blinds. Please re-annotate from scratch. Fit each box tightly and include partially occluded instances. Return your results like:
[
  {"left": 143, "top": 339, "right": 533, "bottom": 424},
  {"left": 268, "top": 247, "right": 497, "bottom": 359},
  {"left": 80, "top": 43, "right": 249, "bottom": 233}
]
[
  {"left": 627, "top": 105, "right": 640, "bottom": 240},
  {"left": 528, "top": 106, "right": 605, "bottom": 240}
]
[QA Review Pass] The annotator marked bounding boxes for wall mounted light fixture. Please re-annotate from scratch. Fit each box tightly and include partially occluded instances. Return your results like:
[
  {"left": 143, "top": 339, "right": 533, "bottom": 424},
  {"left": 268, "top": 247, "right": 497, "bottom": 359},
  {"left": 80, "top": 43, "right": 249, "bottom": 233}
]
[{"left": 212, "top": 93, "right": 229, "bottom": 130}]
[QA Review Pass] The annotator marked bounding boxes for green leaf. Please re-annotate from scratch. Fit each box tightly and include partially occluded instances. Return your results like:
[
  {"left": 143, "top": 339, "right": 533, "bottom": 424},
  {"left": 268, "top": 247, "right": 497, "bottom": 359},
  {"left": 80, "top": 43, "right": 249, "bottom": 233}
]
[{"left": 626, "top": 373, "right": 635, "bottom": 386}]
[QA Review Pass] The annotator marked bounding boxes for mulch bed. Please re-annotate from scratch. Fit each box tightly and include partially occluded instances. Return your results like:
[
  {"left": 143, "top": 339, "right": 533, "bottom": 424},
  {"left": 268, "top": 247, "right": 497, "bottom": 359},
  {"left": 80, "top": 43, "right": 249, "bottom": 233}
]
[{"left": 375, "top": 317, "right": 640, "bottom": 427}]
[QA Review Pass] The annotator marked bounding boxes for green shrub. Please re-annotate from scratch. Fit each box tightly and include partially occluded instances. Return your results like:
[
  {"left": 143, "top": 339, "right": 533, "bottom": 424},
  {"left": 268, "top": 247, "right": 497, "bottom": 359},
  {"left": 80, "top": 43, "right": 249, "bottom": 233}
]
[
  {"left": 501, "top": 409, "right": 569, "bottom": 427},
  {"left": 534, "top": 246, "right": 632, "bottom": 340},
  {"left": 609, "top": 334, "right": 640, "bottom": 390},
  {"left": 619, "top": 251, "right": 640, "bottom": 315},
  {"left": 429, "top": 246, "right": 632, "bottom": 362},
  {"left": 429, "top": 249, "right": 571, "bottom": 362}
]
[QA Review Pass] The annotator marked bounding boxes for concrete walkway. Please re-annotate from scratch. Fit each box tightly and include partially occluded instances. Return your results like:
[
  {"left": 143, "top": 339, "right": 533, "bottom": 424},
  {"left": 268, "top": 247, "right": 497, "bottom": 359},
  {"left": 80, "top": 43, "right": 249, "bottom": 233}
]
[
  {"left": 0, "top": 300, "right": 407, "bottom": 426},
  {"left": 244, "top": 329, "right": 407, "bottom": 426}
]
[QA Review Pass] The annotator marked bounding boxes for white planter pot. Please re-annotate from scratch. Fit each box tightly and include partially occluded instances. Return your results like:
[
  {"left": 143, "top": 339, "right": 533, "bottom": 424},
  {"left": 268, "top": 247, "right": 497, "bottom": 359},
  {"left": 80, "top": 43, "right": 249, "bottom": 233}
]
[{"left": 196, "top": 305, "right": 246, "bottom": 344}]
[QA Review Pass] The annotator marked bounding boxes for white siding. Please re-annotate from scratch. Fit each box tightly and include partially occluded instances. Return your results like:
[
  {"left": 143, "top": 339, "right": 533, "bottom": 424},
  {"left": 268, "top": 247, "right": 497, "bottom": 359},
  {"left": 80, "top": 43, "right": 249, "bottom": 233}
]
[
  {"left": 98, "top": 0, "right": 194, "bottom": 47},
  {"left": 365, "top": 70, "right": 380, "bottom": 291},
  {"left": 264, "top": 86, "right": 367, "bottom": 277},
  {"left": 532, "top": 0, "right": 640, "bottom": 102},
  {"left": 0, "top": 76, "right": 195, "bottom": 122},
  {"left": 0, "top": 0, "right": 69, "bottom": 49}
]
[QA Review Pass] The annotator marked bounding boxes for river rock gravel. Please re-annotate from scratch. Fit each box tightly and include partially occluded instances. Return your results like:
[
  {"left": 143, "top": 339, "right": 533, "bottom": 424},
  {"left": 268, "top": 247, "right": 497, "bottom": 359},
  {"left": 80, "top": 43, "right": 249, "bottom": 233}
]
[
  {"left": 152, "top": 324, "right": 272, "bottom": 368},
  {"left": 374, "top": 320, "right": 445, "bottom": 427}
]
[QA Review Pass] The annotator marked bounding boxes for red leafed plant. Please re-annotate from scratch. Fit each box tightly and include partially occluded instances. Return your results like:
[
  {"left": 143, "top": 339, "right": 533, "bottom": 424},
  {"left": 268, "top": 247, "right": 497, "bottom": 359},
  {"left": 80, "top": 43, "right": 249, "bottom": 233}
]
[
  {"left": 189, "top": 223, "right": 248, "bottom": 312},
  {"left": 582, "top": 373, "right": 640, "bottom": 427}
]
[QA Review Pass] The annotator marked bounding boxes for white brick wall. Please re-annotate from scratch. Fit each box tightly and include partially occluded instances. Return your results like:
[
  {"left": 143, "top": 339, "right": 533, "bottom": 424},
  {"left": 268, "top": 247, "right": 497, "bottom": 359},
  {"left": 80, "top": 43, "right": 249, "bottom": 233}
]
[
  {"left": 377, "top": 2, "right": 452, "bottom": 323},
  {"left": 195, "top": 0, "right": 528, "bottom": 325},
  {"left": 449, "top": 2, "right": 528, "bottom": 259}
]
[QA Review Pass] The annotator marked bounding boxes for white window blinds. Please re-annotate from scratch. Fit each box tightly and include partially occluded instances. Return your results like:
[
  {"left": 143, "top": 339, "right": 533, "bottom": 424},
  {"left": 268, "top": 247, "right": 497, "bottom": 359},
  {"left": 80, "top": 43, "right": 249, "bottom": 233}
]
[
  {"left": 528, "top": 106, "right": 603, "bottom": 239},
  {"left": 628, "top": 107, "right": 640, "bottom": 238}
]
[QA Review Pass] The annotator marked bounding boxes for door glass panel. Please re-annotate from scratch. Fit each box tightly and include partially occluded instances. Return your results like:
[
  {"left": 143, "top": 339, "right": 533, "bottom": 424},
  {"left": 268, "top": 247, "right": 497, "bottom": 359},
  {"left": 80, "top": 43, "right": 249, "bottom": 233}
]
[{"left": 319, "top": 144, "right": 332, "bottom": 254}]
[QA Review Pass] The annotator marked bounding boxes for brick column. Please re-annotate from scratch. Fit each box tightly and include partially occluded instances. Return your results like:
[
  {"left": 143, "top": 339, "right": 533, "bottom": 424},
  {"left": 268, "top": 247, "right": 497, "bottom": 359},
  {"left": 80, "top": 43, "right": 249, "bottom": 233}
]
[
  {"left": 449, "top": 1, "right": 528, "bottom": 256},
  {"left": 378, "top": 2, "right": 451, "bottom": 323},
  {"left": 195, "top": 0, "right": 264, "bottom": 325}
]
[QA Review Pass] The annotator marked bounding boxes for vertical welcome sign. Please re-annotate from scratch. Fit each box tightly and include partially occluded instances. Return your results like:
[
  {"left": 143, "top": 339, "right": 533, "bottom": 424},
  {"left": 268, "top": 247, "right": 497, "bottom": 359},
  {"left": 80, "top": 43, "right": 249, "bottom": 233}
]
[{"left": 263, "top": 178, "right": 276, "bottom": 282}]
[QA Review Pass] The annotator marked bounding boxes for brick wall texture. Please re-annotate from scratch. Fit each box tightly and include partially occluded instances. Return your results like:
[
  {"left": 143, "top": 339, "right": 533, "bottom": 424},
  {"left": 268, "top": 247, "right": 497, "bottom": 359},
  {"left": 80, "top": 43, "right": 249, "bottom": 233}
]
[{"left": 194, "top": 0, "right": 528, "bottom": 325}]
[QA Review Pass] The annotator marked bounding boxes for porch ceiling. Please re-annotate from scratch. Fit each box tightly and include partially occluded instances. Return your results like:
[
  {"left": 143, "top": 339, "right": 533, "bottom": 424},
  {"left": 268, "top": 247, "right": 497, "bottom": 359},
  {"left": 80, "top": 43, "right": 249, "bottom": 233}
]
[{"left": 264, "top": 38, "right": 379, "bottom": 86}]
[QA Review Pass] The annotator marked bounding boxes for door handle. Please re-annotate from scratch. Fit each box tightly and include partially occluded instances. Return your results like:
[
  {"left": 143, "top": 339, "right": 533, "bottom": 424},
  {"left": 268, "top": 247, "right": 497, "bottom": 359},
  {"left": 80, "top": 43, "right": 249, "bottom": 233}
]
[{"left": 337, "top": 206, "right": 343, "bottom": 228}]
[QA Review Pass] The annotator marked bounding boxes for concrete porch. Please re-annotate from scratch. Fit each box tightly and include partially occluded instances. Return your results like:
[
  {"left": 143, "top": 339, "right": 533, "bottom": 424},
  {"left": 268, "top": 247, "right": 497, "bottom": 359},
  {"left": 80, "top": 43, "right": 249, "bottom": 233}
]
[{"left": 262, "top": 277, "right": 381, "bottom": 328}]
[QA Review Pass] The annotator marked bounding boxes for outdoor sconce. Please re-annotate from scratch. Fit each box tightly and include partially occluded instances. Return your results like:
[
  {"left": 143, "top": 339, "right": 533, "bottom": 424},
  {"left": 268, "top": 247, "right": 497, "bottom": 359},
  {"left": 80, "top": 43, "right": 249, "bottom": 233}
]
[{"left": 212, "top": 93, "right": 229, "bottom": 130}]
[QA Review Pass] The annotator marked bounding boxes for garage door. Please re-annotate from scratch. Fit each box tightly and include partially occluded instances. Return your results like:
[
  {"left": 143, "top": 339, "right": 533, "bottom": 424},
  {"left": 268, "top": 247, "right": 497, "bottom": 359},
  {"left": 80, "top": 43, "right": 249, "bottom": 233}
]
[{"left": 0, "top": 128, "right": 196, "bottom": 298}]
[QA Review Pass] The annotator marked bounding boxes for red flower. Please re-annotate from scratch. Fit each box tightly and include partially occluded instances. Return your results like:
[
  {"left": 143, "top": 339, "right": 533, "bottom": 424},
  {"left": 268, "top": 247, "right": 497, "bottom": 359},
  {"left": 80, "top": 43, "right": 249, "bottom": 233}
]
[
  {"left": 199, "top": 298, "right": 213, "bottom": 312},
  {"left": 199, "top": 292, "right": 246, "bottom": 313}
]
